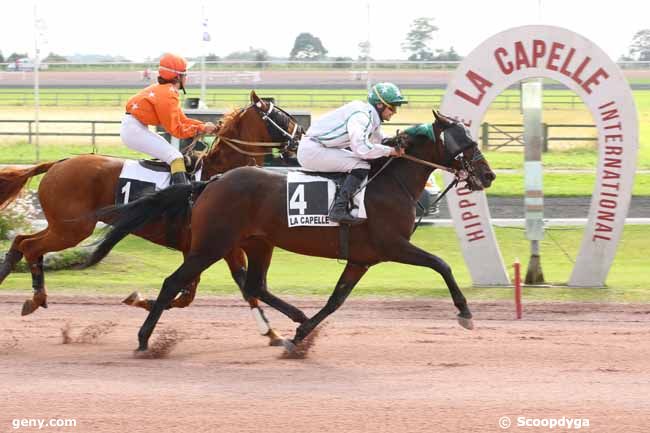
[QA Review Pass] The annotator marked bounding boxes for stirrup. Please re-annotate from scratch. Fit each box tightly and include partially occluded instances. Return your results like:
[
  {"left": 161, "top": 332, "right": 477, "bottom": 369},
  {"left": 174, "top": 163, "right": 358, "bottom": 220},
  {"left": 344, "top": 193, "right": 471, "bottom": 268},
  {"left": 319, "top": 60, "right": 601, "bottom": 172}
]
[{"left": 329, "top": 208, "right": 365, "bottom": 226}]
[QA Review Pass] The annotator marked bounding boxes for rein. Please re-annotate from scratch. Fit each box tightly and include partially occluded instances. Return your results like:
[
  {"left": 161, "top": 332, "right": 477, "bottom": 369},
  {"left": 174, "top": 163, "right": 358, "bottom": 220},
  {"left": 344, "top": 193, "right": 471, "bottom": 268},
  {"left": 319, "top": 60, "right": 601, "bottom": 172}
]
[
  {"left": 400, "top": 153, "right": 456, "bottom": 174},
  {"left": 218, "top": 136, "right": 278, "bottom": 157}
]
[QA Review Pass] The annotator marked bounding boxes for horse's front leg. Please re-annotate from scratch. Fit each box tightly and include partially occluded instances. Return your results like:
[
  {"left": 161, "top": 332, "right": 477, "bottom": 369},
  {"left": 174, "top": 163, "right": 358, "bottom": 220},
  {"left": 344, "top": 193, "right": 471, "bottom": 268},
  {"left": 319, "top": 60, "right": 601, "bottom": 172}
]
[
  {"left": 387, "top": 238, "right": 473, "bottom": 329},
  {"left": 289, "top": 262, "right": 369, "bottom": 349}
]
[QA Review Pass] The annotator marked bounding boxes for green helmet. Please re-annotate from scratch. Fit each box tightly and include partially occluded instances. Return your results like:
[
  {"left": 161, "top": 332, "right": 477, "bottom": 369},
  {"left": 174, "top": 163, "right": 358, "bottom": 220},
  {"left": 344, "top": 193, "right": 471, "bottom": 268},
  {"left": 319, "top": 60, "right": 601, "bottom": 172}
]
[{"left": 368, "top": 82, "right": 408, "bottom": 107}]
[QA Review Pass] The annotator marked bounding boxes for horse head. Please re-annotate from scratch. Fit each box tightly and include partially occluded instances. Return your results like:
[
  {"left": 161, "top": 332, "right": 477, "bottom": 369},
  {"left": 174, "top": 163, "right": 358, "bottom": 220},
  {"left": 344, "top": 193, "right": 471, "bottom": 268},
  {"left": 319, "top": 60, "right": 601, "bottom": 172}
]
[
  {"left": 249, "top": 91, "right": 304, "bottom": 151},
  {"left": 202, "top": 91, "right": 305, "bottom": 175},
  {"left": 432, "top": 110, "right": 496, "bottom": 191}
]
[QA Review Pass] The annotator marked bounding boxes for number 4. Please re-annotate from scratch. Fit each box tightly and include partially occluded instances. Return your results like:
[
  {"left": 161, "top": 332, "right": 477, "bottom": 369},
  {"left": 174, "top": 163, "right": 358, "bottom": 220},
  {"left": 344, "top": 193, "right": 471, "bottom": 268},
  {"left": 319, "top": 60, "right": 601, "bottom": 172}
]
[{"left": 289, "top": 184, "right": 307, "bottom": 215}]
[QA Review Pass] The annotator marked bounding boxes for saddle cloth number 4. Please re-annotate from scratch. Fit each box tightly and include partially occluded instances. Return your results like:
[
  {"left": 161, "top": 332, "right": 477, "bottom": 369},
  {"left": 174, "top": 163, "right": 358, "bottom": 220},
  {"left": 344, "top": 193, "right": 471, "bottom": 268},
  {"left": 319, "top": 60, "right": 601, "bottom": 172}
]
[{"left": 288, "top": 181, "right": 329, "bottom": 216}]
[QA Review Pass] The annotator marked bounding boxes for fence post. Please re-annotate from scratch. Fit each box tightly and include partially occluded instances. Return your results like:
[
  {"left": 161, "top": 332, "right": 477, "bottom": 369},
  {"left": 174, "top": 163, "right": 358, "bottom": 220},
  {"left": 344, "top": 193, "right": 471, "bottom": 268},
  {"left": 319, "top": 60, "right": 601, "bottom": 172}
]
[
  {"left": 542, "top": 123, "right": 549, "bottom": 152},
  {"left": 481, "top": 122, "right": 489, "bottom": 150},
  {"left": 91, "top": 121, "right": 96, "bottom": 147},
  {"left": 28, "top": 120, "right": 32, "bottom": 144}
]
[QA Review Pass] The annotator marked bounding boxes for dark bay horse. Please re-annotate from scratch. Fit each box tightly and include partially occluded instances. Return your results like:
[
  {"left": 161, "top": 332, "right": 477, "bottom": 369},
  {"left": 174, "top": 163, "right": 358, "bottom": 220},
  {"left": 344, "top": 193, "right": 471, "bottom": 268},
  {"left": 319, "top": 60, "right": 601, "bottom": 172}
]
[
  {"left": 87, "top": 110, "right": 496, "bottom": 353},
  {"left": 0, "top": 91, "right": 302, "bottom": 344}
]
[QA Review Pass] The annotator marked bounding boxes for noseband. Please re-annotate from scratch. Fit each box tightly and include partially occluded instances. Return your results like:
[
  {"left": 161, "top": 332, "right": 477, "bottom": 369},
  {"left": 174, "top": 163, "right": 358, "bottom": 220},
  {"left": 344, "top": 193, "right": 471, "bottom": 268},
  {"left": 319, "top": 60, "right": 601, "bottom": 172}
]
[{"left": 253, "top": 101, "right": 303, "bottom": 150}]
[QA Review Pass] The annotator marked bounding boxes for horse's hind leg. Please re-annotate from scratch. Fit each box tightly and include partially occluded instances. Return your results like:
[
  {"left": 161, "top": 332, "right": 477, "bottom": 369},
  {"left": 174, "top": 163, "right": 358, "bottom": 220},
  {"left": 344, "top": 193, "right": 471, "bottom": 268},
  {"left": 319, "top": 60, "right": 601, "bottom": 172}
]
[
  {"left": 290, "top": 262, "right": 368, "bottom": 349},
  {"left": 243, "top": 240, "right": 309, "bottom": 326},
  {"left": 222, "top": 247, "right": 284, "bottom": 345},
  {"left": 18, "top": 223, "right": 95, "bottom": 315},
  {"left": 123, "top": 248, "right": 250, "bottom": 313},
  {"left": 0, "top": 232, "right": 33, "bottom": 284},
  {"left": 137, "top": 254, "right": 218, "bottom": 351}
]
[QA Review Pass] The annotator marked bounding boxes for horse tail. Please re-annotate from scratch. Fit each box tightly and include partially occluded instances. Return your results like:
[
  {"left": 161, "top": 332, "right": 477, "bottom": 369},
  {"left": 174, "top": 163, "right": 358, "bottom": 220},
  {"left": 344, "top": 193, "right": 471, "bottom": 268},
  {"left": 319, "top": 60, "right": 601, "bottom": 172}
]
[
  {"left": 86, "top": 182, "right": 198, "bottom": 267},
  {"left": 0, "top": 160, "right": 60, "bottom": 209}
]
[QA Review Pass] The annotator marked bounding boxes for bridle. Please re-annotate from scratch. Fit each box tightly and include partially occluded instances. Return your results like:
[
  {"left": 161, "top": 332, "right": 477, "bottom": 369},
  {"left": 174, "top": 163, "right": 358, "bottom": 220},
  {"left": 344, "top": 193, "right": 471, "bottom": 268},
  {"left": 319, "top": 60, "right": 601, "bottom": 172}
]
[
  {"left": 398, "top": 121, "right": 484, "bottom": 188},
  {"left": 188, "top": 102, "right": 304, "bottom": 162},
  {"left": 252, "top": 100, "right": 303, "bottom": 151}
]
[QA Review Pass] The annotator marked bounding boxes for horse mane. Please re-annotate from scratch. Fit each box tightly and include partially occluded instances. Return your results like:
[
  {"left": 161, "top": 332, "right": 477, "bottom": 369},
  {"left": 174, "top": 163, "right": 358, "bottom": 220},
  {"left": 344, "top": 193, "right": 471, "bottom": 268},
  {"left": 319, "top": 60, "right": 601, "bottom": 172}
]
[
  {"left": 217, "top": 108, "right": 244, "bottom": 136},
  {"left": 205, "top": 108, "right": 245, "bottom": 158}
]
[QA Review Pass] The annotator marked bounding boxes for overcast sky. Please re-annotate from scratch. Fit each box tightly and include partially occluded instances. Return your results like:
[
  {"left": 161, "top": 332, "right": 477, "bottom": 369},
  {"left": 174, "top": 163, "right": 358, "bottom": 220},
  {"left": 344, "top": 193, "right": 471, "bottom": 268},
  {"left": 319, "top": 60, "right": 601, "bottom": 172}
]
[{"left": 1, "top": 0, "right": 646, "bottom": 62}]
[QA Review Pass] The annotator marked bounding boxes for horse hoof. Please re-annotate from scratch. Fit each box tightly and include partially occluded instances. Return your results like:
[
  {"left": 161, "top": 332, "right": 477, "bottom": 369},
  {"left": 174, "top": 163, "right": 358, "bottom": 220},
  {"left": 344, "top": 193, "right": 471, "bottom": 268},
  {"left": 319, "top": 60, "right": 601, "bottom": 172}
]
[
  {"left": 133, "top": 348, "right": 150, "bottom": 359},
  {"left": 269, "top": 337, "right": 287, "bottom": 347},
  {"left": 21, "top": 300, "right": 38, "bottom": 316},
  {"left": 457, "top": 316, "right": 475, "bottom": 330},
  {"left": 122, "top": 291, "right": 143, "bottom": 306},
  {"left": 281, "top": 339, "right": 297, "bottom": 353},
  {"left": 265, "top": 329, "right": 286, "bottom": 347}
]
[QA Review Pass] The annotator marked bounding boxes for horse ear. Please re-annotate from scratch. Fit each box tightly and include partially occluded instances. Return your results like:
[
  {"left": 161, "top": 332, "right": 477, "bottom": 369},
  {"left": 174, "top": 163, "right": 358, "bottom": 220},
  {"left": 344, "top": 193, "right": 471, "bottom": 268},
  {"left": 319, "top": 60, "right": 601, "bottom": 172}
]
[
  {"left": 250, "top": 90, "right": 260, "bottom": 104},
  {"left": 433, "top": 109, "right": 453, "bottom": 126}
]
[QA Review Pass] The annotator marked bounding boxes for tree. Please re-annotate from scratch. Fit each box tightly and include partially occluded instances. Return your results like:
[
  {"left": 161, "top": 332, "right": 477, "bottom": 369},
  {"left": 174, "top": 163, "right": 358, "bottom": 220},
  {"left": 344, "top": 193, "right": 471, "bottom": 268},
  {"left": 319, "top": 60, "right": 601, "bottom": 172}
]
[
  {"left": 629, "top": 29, "right": 650, "bottom": 61},
  {"left": 290, "top": 33, "right": 328, "bottom": 60},
  {"left": 358, "top": 40, "right": 372, "bottom": 61},
  {"left": 7, "top": 52, "right": 28, "bottom": 62},
  {"left": 42, "top": 52, "right": 68, "bottom": 63},
  {"left": 205, "top": 53, "right": 220, "bottom": 62},
  {"left": 433, "top": 46, "right": 461, "bottom": 61},
  {"left": 332, "top": 56, "right": 353, "bottom": 68},
  {"left": 0, "top": 51, "right": 4, "bottom": 63},
  {"left": 401, "top": 17, "right": 438, "bottom": 61},
  {"left": 225, "top": 47, "right": 268, "bottom": 62}
]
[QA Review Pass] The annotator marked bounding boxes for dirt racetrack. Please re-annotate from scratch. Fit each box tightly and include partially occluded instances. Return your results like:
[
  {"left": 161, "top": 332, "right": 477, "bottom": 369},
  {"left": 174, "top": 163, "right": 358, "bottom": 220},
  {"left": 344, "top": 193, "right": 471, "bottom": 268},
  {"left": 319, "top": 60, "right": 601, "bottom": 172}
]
[{"left": 1, "top": 293, "right": 649, "bottom": 433}]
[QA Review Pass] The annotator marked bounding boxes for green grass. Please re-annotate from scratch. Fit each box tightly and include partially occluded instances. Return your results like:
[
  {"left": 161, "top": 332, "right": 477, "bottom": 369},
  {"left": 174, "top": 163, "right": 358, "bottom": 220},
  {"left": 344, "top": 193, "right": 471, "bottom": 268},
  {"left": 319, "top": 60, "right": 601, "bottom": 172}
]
[
  {"left": 1, "top": 225, "right": 649, "bottom": 302},
  {"left": 482, "top": 172, "right": 650, "bottom": 196},
  {"left": 0, "top": 142, "right": 142, "bottom": 164}
]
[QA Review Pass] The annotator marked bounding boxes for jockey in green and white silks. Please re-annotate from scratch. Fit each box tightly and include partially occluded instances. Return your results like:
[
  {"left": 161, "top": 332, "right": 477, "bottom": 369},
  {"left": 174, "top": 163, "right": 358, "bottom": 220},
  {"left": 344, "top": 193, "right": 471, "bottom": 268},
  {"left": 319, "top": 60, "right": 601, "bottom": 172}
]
[{"left": 297, "top": 82, "right": 407, "bottom": 225}]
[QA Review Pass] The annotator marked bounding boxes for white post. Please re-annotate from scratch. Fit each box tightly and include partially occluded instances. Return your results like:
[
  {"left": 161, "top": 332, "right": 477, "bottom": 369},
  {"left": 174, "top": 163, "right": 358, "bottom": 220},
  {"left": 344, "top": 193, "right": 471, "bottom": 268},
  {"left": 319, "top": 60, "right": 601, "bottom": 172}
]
[
  {"left": 33, "top": 4, "right": 40, "bottom": 162},
  {"left": 522, "top": 79, "right": 545, "bottom": 284},
  {"left": 365, "top": 2, "right": 371, "bottom": 92},
  {"left": 200, "top": 6, "right": 208, "bottom": 107}
]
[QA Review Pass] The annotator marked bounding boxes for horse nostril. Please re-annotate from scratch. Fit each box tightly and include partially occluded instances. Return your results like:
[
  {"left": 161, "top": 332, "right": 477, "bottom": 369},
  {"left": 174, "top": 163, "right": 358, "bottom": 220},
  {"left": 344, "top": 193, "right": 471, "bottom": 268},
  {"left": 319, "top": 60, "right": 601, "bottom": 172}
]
[{"left": 487, "top": 172, "right": 496, "bottom": 181}]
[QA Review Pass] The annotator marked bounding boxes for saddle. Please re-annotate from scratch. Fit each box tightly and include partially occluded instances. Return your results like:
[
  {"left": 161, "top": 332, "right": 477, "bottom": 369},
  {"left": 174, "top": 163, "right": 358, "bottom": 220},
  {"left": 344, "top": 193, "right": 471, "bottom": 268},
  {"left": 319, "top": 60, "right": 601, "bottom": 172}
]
[
  {"left": 138, "top": 151, "right": 204, "bottom": 176},
  {"left": 297, "top": 170, "right": 346, "bottom": 189}
]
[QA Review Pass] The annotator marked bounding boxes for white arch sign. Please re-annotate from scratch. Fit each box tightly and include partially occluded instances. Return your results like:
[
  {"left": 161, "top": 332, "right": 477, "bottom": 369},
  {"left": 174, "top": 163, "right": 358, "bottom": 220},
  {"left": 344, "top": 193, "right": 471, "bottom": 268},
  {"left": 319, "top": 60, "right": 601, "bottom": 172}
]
[{"left": 440, "top": 25, "right": 638, "bottom": 287}]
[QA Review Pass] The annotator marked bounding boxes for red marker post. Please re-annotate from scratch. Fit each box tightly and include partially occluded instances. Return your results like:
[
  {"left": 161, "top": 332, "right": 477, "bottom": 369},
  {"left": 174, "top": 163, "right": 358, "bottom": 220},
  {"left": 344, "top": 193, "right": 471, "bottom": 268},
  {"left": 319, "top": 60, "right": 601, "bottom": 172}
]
[{"left": 513, "top": 259, "right": 522, "bottom": 319}]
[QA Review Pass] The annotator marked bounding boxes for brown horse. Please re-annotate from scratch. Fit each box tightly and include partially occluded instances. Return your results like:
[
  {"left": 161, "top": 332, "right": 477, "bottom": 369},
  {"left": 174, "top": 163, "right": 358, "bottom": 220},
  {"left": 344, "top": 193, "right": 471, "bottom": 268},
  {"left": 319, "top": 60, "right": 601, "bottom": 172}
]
[
  {"left": 86, "top": 111, "right": 496, "bottom": 353},
  {"left": 0, "top": 91, "right": 303, "bottom": 344}
]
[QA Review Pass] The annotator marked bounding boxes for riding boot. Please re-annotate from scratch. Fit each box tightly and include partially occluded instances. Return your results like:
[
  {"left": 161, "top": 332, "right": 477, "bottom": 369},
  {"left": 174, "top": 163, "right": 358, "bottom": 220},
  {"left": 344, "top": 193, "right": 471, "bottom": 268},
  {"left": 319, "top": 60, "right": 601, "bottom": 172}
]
[
  {"left": 170, "top": 158, "right": 190, "bottom": 186},
  {"left": 170, "top": 172, "right": 190, "bottom": 185},
  {"left": 329, "top": 168, "right": 369, "bottom": 225}
]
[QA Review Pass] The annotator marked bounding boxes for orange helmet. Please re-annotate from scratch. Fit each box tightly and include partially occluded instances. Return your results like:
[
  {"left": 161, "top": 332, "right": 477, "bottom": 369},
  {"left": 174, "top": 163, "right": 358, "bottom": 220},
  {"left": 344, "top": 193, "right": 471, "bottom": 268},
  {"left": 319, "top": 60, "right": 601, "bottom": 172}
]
[{"left": 158, "top": 53, "right": 187, "bottom": 81}]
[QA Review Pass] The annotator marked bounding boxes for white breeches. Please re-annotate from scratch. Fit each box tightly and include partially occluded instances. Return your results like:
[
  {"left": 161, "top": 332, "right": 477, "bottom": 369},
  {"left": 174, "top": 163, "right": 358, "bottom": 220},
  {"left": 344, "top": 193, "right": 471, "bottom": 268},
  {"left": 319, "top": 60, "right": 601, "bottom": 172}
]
[
  {"left": 120, "top": 114, "right": 182, "bottom": 164},
  {"left": 297, "top": 137, "right": 370, "bottom": 172}
]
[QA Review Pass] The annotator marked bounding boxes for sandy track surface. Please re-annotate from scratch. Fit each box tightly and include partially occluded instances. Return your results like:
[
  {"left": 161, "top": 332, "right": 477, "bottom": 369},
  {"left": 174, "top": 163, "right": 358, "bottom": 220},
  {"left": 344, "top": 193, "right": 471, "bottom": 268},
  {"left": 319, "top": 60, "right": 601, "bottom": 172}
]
[{"left": 1, "top": 294, "right": 649, "bottom": 433}]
